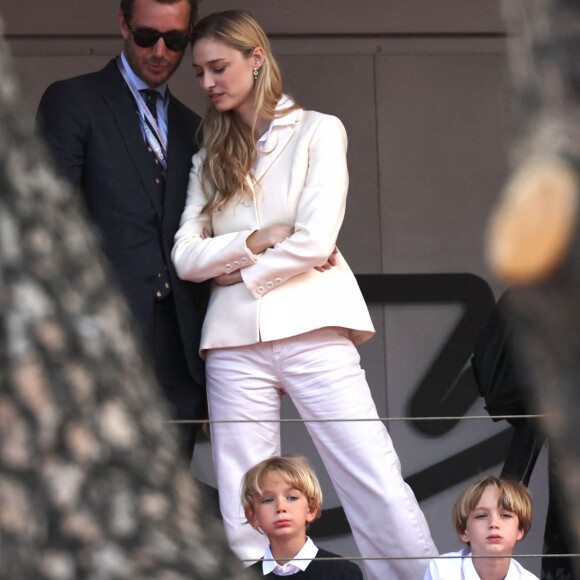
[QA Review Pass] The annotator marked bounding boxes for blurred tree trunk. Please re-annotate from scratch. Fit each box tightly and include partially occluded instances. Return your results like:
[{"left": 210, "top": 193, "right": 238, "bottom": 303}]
[
  {"left": 488, "top": 0, "right": 580, "bottom": 577},
  {"left": 0, "top": 17, "right": 254, "bottom": 580}
]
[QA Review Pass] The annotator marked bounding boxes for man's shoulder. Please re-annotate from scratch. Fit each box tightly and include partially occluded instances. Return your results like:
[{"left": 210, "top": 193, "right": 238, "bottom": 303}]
[
  {"left": 41, "top": 59, "right": 118, "bottom": 100},
  {"left": 169, "top": 94, "right": 202, "bottom": 124}
]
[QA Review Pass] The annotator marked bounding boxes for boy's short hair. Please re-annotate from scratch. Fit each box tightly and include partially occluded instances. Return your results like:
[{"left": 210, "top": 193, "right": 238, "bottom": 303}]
[
  {"left": 241, "top": 455, "right": 323, "bottom": 520},
  {"left": 452, "top": 476, "right": 533, "bottom": 541}
]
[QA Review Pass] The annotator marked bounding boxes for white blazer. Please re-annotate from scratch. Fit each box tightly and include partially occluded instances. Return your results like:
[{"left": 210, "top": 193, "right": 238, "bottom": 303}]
[{"left": 172, "top": 104, "right": 375, "bottom": 356}]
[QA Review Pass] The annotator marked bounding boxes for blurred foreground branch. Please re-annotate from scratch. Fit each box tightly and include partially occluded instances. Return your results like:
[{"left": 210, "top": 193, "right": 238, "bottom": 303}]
[
  {"left": 0, "top": 15, "right": 252, "bottom": 580},
  {"left": 488, "top": 1, "right": 580, "bottom": 577}
]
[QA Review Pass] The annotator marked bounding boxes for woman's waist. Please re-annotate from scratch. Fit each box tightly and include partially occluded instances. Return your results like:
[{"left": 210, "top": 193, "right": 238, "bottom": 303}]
[{"left": 201, "top": 270, "right": 374, "bottom": 350}]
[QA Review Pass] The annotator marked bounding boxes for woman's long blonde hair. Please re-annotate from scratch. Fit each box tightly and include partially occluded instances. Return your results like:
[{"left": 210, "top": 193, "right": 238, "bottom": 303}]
[{"left": 192, "top": 10, "right": 299, "bottom": 213}]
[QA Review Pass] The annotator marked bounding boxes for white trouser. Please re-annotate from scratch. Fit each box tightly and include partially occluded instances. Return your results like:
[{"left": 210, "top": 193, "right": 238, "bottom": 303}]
[{"left": 206, "top": 327, "right": 437, "bottom": 580}]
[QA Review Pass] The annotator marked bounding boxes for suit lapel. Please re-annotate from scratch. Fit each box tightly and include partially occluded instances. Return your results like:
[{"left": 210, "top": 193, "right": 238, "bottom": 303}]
[
  {"left": 252, "top": 108, "right": 302, "bottom": 183},
  {"left": 101, "top": 62, "right": 164, "bottom": 218}
]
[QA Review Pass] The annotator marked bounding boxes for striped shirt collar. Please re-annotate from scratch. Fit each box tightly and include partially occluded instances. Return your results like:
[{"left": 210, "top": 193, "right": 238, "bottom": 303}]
[{"left": 120, "top": 51, "right": 168, "bottom": 100}]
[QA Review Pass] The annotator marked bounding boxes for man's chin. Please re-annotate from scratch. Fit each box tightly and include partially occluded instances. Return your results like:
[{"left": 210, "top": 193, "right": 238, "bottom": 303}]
[{"left": 143, "top": 63, "right": 177, "bottom": 87}]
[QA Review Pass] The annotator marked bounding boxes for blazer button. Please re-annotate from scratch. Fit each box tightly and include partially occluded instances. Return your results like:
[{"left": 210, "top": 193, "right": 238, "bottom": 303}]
[
  {"left": 224, "top": 264, "right": 232, "bottom": 272},
  {"left": 240, "top": 257, "right": 248, "bottom": 265},
  {"left": 233, "top": 260, "right": 240, "bottom": 267},
  {"left": 274, "top": 278, "right": 282, "bottom": 285},
  {"left": 257, "top": 286, "right": 265, "bottom": 294},
  {"left": 266, "top": 281, "right": 274, "bottom": 289}
]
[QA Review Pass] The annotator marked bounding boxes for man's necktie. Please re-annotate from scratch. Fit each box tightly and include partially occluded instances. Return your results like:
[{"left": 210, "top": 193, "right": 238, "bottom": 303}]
[
  {"left": 140, "top": 89, "right": 159, "bottom": 122},
  {"left": 139, "top": 89, "right": 170, "bottom": 299}
]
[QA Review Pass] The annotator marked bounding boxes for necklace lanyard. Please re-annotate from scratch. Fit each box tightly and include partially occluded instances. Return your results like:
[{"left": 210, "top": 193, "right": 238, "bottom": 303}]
[{"left": 117, "top": 56, "right": 168, "bottom": 170}]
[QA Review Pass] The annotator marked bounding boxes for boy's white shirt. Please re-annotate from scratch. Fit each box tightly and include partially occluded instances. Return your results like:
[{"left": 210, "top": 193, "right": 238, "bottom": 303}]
[
  {"left": 422, "top": 548, "right": 539, "bottom": 579},
  {"left": 261, "top": 536, "right": 318, "bottom": 576}
]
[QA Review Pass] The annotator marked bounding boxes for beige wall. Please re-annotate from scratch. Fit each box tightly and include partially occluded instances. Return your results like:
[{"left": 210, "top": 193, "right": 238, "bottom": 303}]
[
  {"left": 4, "top": 2, "right": 548, "bottom": 576},
  {"left": 4, "top": 1, "right": 503, "bottom": 35}
]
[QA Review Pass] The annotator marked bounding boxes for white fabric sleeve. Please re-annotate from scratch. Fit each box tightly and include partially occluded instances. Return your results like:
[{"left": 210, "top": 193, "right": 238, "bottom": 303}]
[{"left": 172, "top": 154, "right": 258, "bottom": 283}]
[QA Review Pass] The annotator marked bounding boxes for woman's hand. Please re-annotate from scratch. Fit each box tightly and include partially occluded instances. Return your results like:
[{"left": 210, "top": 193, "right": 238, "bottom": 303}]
[
  {"left": 200, "top": 228, "right": 242, "bottom": 285},
  {"left": 315, "top": 247, "right": 339, "bottom": 272},
  {"left": 246, "top": 225, "right": 294, "bottom": 254},
  {"left": 212, "top": 225, "right": 292, "bottom": 286}
]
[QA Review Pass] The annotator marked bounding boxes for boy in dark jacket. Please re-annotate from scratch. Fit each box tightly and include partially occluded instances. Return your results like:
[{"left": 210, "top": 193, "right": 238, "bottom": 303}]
[{"left": 242, "top": 455, "right": 362, "bottom": 579}]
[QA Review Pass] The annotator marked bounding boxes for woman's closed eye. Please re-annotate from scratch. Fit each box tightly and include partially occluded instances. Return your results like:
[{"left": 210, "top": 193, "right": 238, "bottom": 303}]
[{"left": 194, "top": 66, "right": 226, "bottom": 78}]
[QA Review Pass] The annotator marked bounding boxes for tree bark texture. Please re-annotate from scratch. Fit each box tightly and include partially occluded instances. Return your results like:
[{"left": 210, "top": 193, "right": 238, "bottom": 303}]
[
  {"left": 0, "top": 16, "right": 255, "bottom": 580},
  {"left": 488, "top": 1, "right": 580, "bottom": 577}
]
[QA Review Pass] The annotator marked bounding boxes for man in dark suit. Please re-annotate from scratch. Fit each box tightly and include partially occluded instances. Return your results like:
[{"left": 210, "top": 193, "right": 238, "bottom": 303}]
[{"left": 36, "top": 0, "right": 207, "bottom": 459}]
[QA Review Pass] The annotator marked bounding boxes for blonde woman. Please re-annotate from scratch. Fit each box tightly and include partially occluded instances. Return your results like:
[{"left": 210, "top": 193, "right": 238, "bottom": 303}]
[{"left": 172, "top": 10, "right": 437, "bottom": 579}]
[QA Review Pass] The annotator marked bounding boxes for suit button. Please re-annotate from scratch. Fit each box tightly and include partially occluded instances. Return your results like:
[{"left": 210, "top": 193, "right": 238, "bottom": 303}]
[
  {"left": 257, "top": 286, "right": 265, "bottom": 294},
  {"left": 155, "top": 178, "right": 161, "bottom": 184},
  {"left": 266, "top": 281, "right": 274, "bottom": 289},
  {"left": 274, "top": 278, "right": 282, "bottom": 285},
  {"left": 224, "top": 264, "right": 232, "bottom": 272},
  {"left": 233, "top": 260, "right": 240, "bottom": 267},
  {"left": 240, "top": 257, "right": 248, "bottom": 265}
]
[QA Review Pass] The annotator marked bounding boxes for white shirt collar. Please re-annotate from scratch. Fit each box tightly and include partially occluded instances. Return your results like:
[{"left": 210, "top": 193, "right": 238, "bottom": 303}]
[
  {"left": 261, "top": 537, "right": 318, "bottom": 576},
  {"left": 256, "top": 95, "right": 300, "bottom": 146},
  {"left": 120, "top": 51, "right": 168, "bottom": 99},
  {"left": 460, "top": 549, "right": 532, "bottom": 579}
]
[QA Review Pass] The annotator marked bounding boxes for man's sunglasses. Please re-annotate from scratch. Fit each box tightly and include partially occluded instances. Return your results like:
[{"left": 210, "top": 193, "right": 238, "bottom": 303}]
[{"left": 128, "top": 26, "right": 190, "bottom": 51}]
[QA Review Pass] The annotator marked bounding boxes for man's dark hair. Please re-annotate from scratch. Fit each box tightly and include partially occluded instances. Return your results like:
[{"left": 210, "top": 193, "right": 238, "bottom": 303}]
[{"left": 120, "top": 0, "right": 198, "bottom": 30}]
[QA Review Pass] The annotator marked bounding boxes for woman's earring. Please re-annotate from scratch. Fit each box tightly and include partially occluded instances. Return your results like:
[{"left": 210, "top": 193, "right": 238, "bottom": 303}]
[{"left": 253, "top": 68, "right": 259, "bottom": 80}]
